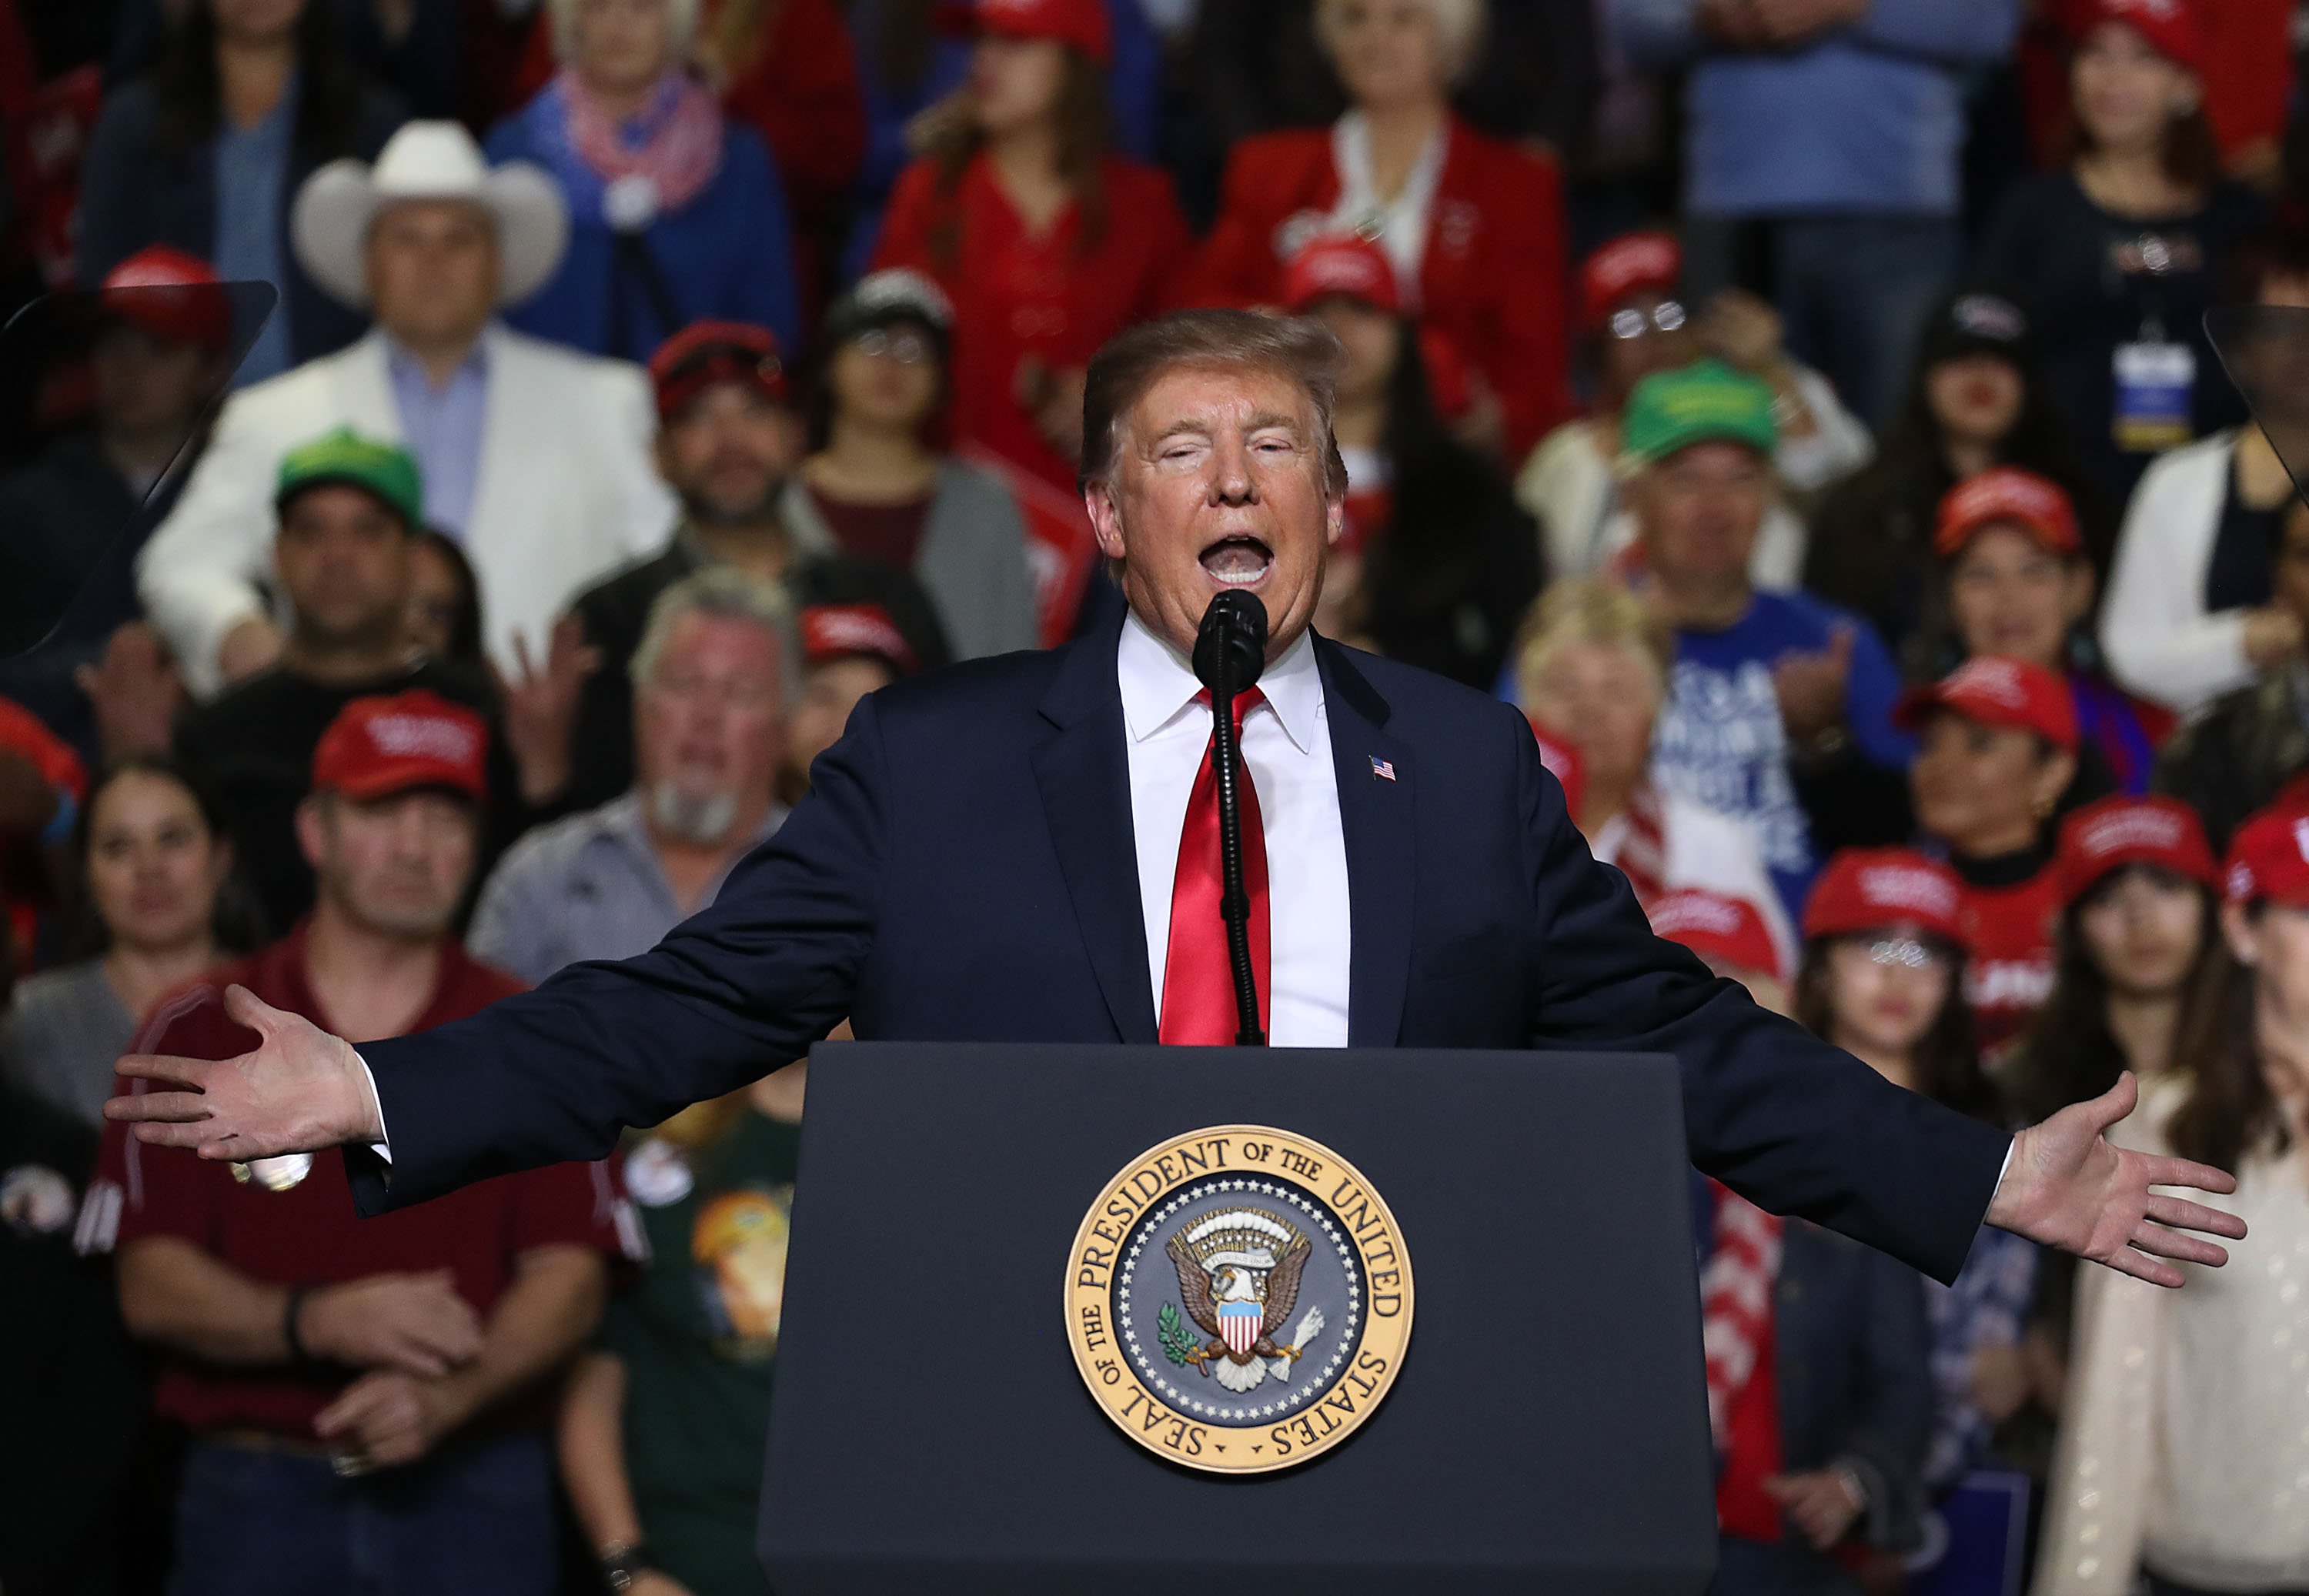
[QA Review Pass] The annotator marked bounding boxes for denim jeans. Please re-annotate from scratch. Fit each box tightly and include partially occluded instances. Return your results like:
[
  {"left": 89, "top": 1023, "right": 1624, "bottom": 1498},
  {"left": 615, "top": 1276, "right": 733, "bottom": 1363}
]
[
  {"left": 166, "top": 1430, "right": 557, "bottom": 1596},
  {"left": 1770, "top": 214, "right": 1962, "bottom": 430}
]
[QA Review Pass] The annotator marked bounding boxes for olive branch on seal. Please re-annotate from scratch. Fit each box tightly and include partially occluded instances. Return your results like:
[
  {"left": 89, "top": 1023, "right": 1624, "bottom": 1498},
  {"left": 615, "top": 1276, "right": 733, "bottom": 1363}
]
[{"left": 1157, "top": 1301, "right": 1198, "bottom": 1366}]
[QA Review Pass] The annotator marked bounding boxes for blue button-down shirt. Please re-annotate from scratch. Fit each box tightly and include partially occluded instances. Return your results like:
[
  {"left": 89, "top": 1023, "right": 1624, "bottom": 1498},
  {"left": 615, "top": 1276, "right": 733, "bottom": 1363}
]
[
  {"left": 464, "top": 792, "right": 789, "bottom": 988},
  {"left": 384, "top": 334, "right": 490, "bottom": 537}
]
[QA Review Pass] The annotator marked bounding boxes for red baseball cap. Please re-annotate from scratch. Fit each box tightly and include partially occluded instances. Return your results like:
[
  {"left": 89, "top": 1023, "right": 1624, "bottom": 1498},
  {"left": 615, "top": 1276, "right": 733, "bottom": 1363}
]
[
  {"left": 648, "top": 320, "right": 787, "bottom": 420},
  {"left": 937, "top": 0, "right": 1111, "bottom": 65},
  {"left": 800, "top": 603, "right": 918, "bottom": 676},
  {"left": 2056, "top": 795, "right": 2217, "bottom": 905},
  {"left": 312, "top": 690, "right": 488, "bottom": 804},
  {"left": 1650, "top": 888, "right": 1784, "bottom": 981},
  {"left": 1893, "top": 656, "right": 2080, "bottom": 752},
  {"left": 1527, "top": 717, "right": 1586, "bottom": 822},
  {"left": 1580, "top": 231, "right": 1682, "bottom": 330},
  {"left": 1283, "top": 234, "right": 1402, "bottom": 317},
  {"left": 2224, "top": 803, "right": 2309, "bottom": 907},
  {"left": 1932, "top": 467, "right": 2083, "bottom": 559},
  {"left": 1803, "top": 847, "right": 1972, "bottom": 950},
  {"left": 2073, "top": 0, "right": 2205, "bottom": 73},
  {"left": 101, "top": 245, "right": 232, "bottom": 352}
]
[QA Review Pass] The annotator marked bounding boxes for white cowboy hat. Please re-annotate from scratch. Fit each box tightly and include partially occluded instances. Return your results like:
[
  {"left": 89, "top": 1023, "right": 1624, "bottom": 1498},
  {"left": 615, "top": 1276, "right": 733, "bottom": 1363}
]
[{"left": 291, "top": 121, "right": 569, "bottom": 310}]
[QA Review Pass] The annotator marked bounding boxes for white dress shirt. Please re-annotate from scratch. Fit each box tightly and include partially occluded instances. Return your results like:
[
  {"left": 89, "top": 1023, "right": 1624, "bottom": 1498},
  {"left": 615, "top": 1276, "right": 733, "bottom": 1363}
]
[{"left": 1118, "top": 610, "right": 1352, "bottom": 1047}]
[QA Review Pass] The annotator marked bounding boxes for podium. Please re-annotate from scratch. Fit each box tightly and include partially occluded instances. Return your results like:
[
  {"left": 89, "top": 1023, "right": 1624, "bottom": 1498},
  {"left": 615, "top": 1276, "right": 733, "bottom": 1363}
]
[{"left": 758, "top": 1043, "right": 1717, "bottom": 1595}]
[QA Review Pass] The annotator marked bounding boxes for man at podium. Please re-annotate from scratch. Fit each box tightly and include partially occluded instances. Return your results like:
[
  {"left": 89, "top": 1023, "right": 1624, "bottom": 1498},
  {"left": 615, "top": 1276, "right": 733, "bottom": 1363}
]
[{"left": 111, "top": 309, "right": 2244, "bottom": 1298}]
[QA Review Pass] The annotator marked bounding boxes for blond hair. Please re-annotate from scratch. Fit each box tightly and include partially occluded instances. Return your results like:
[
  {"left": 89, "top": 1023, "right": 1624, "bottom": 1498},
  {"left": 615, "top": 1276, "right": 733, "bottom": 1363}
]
[
  {"left": 1514, "top": 578, "right": 1673, "bottom": 710},
  {"left": 1079, "top": 309, "right": 1350, "bottom": 501},
  {"left": 1314, "top": 0, "right": 1486, "bottom": 85}
]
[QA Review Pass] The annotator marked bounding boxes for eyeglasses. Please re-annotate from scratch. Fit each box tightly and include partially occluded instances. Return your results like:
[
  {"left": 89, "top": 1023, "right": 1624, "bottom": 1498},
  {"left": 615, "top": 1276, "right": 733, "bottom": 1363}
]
[
  {"left": 853, "top": 329, "right": 934, "bottom": 366},
  {"left": 1864, "top": 938, "right": 1949, "bottom": 971},
  {"left": 1607, "top": 300, "right": 1687, "bottom": 341}
]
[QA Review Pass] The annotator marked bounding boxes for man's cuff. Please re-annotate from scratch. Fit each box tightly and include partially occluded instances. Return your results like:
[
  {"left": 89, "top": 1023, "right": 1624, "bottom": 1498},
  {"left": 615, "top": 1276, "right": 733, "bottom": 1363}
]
[
  {"left": 1991, "top": 1137, "right": 2013, "bottom": 1199},
  {"left": 356, "top": 1052, "right": 391, "bottom": 1164}
]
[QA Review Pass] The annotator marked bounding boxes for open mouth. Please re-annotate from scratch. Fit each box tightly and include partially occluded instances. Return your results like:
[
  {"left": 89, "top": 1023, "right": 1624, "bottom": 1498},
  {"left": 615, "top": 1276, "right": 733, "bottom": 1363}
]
[{"left": 1199, "top": 535, "right": 1274, "bottom": 587}]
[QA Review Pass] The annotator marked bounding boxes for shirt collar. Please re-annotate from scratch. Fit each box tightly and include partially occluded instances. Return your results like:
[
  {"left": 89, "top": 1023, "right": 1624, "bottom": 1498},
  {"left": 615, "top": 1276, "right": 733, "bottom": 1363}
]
[
  {"left": 383, "top": 329, "right": 493, "bottom": 392},
  {"left": 1117, "top": 606, "right": 1323, "bottom": 755}
]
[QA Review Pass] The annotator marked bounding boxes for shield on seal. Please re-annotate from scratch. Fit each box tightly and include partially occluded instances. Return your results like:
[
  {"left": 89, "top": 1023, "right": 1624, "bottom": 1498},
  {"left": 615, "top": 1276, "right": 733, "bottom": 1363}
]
[{"left": 1218, "top": 1297, "right": 1262, "bottom": 1357}]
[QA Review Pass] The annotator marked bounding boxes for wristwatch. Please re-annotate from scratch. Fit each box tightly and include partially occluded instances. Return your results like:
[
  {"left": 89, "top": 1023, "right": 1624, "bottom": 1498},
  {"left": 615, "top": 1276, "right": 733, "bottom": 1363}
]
[{"left": 599, "top": 1541, "right": 654, "bottom": 1593}]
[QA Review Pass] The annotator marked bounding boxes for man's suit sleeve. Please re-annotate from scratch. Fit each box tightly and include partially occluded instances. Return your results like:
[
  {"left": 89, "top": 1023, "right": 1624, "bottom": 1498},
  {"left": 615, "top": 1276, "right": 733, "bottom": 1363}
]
[
  {"left": 344, "top": 696, "right": 892, "bottom": 1216},
  {"left": 1510, "top": 713, "right": 2008, "bottom": 1284}
]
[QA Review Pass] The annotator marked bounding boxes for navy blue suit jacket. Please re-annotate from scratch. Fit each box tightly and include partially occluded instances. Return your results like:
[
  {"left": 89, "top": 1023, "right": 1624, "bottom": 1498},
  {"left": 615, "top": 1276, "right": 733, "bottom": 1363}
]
[{"left": 352, "top": 618, "right": 2009, "bottom": 1283}]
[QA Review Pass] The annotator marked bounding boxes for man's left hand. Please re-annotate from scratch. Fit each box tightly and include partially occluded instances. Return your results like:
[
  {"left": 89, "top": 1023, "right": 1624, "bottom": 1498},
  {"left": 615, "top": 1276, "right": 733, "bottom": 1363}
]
[
  {"left": 314, "top": 1370, "right": 469, "bottom": 1470},
  {"left": 1987, "top": 1073, "right": 2247, "bottom": 1287},
  {"left": 1763, "top": 1469, "right": 1862, "bottom": 1551}
]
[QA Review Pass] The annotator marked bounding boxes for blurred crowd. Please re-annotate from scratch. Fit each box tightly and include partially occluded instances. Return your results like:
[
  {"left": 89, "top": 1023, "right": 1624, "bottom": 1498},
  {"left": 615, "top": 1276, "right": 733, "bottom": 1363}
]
[{"left": 4, "top": 0, "right": 2309, "bottom": 1594}]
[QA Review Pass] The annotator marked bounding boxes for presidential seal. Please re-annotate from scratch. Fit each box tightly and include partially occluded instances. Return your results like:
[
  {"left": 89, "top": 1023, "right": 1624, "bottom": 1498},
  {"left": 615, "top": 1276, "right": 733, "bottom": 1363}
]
[{"left": 1066, "top": 1126, "right": 1413, "bottom": 1474}]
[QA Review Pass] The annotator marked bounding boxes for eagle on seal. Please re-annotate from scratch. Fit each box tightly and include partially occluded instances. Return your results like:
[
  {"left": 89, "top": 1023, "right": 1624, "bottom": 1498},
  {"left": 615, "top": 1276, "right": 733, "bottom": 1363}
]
[{"left": 1166, "top": 1230, "right": 1323, "bottom": 1394}]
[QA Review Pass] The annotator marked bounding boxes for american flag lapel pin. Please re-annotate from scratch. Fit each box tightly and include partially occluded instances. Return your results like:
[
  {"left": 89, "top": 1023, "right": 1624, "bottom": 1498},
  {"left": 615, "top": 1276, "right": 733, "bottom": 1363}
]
[{"left": 1369, "top": 755, "right": 1396, "bottom": 782}]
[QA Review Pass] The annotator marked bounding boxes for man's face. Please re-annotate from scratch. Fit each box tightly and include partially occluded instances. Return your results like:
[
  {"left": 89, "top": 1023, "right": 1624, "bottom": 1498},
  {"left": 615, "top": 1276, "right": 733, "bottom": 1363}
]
[
  {"left": 657, "top": 383, "right": 802, "bottom": 526},
  {"left": 787, "top": 656, "right": 896, "bottom": 792},
  {"left": 1085, "top": 363, "right": 1342, "bottom": 659},
  {"left": 634, "top": 612, "right": 786, "bottom": 846},
  {"left": 92, "top": 323, "right": 219, "bottom": 439},
  {"left": 1631, "top": 441, "right": 1769, "bottom": 593},
  {"left": 366, "top": 202, "right": 500, "bottom": 349},
  {"left": 300, "top": 790, "right": 476, "bottom": 938},
  {"left": 275, "top": 484, "right": 414, "bottom": 651}
]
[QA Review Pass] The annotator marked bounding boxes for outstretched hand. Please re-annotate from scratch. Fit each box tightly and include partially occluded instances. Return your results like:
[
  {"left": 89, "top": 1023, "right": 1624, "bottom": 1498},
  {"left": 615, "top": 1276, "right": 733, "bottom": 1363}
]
[
  {"left": 104, "top": 986, "right": 383, "bottom": 1159},
  {"left": 1987, "top": 1073, "right": 2247, "bottom": 1287}
]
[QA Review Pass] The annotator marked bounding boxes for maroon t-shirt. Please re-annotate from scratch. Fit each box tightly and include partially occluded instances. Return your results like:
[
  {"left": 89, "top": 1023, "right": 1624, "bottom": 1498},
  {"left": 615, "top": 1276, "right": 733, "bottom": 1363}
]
[
  {"left": 806, "top": 484, "right": 933, "bottom": 570},
  {"left": 84, "top": 926, "right": 633, "bottom": 1437}
]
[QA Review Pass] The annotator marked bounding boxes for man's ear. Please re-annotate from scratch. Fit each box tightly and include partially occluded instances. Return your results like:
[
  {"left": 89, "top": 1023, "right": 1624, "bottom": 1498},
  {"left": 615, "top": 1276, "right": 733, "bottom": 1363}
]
[
  {"left": 1325, "top": 489, "right": 1347, "bottom": 549},
  {"left": 2035, "top": 748, "right": 2077, "bottom": 813},
  {"left": 1086, "top": 481, "right": 1126, "bottom": 562}
]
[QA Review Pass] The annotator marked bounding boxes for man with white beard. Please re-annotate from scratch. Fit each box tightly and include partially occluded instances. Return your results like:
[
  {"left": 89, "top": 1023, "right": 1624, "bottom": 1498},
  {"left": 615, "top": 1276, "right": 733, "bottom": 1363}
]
[{"left": 466, "top": 569, "right": 794, "bottom": 986}]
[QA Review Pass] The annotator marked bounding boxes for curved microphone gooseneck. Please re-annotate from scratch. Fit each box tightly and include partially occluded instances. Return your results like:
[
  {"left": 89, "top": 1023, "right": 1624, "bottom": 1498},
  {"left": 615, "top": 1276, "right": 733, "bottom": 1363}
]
[{"left": 1192, "top": 591, "right": 1270, "bottom": 1047}]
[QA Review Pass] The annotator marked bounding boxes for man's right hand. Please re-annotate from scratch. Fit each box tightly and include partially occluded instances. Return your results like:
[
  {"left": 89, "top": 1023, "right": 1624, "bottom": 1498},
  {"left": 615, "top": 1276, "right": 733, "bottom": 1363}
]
[
  {"left": 298, "top": 1270, "right": 484, "bottom": 1377},
  {"left": 2242, "top": 606, "right": 2305, "bottom": 673},
  {"left": 105, "top": 985, "right": 383, "bottom": 1158},
  {"left": 216, "top": 616, "right": 284, "bottom": 687}
]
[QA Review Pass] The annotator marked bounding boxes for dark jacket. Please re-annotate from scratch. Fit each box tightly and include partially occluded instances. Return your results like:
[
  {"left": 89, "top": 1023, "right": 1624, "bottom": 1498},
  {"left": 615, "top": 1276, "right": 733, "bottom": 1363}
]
[
  {"left": 73, "top": 77, "right": 406, "bottom": 369},
  {"left": 350, "top": 610, "right": 2012, "bottom": 1293},
  {"left": 1772, "top": 1223, "right": 1934, "bottom": 1554},
  {"left": 2153, "top": 665, "right": 2309, "bottom": 852}
]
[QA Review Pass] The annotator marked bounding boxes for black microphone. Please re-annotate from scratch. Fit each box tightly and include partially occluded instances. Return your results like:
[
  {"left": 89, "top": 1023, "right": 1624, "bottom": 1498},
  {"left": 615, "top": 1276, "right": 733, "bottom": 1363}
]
[{"left": 1193, "top": 593, "right": 1269, "bottom": 1047}]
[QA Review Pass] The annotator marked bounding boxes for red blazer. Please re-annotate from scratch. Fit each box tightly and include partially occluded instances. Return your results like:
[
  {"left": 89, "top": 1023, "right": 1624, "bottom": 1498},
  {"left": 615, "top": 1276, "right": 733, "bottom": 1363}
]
[
  {"left": 1188, "top": 117, "right": 1570, "bottom": 459},
  {"left": 873, "top": 150, "right": 1191, "bottom": 496}
]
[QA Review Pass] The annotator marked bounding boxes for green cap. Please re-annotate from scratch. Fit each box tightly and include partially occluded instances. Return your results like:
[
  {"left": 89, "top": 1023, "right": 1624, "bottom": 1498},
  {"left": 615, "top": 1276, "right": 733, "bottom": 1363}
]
[
  {"left": 274, "top": 429, "right": 423, "bottom": 529},
  {"left": 1620, "top": 359, "right": 1778, "bottom": 468}
]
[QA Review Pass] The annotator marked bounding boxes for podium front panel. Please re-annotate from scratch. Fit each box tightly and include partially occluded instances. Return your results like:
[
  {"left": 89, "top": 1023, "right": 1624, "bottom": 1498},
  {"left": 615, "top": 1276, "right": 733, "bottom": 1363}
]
[{"left": 760, "top": 1044, "right": 1716, "bottom": 1596}]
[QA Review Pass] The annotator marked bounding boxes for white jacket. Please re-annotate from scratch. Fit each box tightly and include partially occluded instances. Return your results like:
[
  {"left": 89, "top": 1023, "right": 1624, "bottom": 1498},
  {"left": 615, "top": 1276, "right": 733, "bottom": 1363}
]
[
  {"left": 2098, "top": 429, "right": 2249, "bottom": 715},
  {"left": 139, "top": 325, "right": 676, "bottom": 696}
]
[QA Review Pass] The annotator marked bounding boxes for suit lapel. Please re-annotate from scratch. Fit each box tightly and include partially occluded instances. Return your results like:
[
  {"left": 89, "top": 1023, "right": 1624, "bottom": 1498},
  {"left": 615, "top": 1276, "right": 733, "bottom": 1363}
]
[
  {"left": 1031, "top": 618, "right": 1158, "bottom": 1043},
  {"left": 1318, "top": 639, "right": 1415, "bottom": 1048}
]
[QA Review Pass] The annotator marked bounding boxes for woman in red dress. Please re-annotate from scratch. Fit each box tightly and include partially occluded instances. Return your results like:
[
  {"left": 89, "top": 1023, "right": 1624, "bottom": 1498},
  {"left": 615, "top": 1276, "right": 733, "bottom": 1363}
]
[
  {"left": 1188, "top": 0, "right": 1569, "bottom": 462},
  {"left": 870, "top": 0, "right": 1189, "bottom": 508}
]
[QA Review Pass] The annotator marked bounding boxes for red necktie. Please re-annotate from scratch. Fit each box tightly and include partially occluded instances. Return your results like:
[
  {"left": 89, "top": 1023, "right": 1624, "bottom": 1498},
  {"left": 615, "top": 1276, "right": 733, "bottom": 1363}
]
[{"left": 1158, "top": 689, "right": 1269, "bottom": 1045}]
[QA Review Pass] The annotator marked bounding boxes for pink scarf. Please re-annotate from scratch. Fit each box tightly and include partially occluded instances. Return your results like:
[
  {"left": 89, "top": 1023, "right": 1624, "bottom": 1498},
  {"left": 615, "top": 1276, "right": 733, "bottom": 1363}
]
[{"left": 555, "top": 67, "right": 726, "bottom": 221}]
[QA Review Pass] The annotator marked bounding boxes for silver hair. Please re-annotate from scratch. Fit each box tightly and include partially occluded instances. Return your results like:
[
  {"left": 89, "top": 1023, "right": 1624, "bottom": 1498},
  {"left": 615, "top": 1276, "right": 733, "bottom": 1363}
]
[
  {"left": 630, "top": 566, "right": 800, "bottom": 713},
  {"left": 546, "top": 0, "right": 700, "bottom": 65}
]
